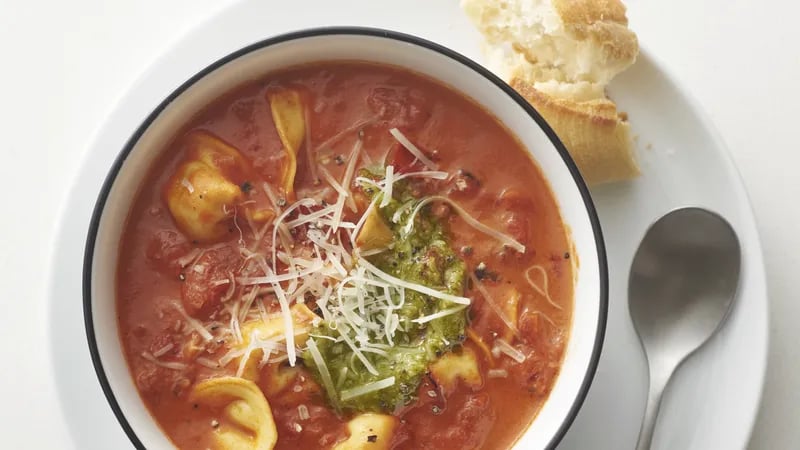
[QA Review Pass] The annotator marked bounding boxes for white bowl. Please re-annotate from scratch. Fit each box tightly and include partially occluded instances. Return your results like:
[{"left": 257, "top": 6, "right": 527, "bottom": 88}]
[{"left": 84, "top": 27, "right": 608, "bottom": 450}]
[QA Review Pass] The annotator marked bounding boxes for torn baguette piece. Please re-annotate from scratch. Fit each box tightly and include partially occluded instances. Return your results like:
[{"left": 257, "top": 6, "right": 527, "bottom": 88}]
[
  {"left": 462, "top": 0, "right": 638, "bottom": 85},
  {"left": 511, "top": 75, "right": 638, "bottom": 185},
  {"left": 462, "top": 0, "right": 640, "bottom": 185}
]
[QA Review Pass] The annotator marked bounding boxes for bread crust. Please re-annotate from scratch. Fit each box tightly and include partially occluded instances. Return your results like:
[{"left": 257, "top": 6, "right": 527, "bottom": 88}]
[{"left": 511, "top": 77, "right": 640, "bottom": 185}]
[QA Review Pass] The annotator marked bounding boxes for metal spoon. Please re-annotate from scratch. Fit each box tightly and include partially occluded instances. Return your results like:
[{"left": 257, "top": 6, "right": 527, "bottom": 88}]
[{"left": 629, "top": 207, "right": 741, "bottom": 450}]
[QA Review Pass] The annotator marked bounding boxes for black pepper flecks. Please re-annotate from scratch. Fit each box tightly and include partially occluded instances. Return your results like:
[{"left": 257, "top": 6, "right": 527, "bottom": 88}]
[
  {"left": 458, "top": 169, "right": 477, "bottom": 181},
  {"left": 240, "top": 181, "right": 253, "bottom": 193},
  {"left": 474, "top": 261, "right": 499, "bottom": 282},
  {"left": 367, "top": 435, "right": 378, "bottom": 443}
]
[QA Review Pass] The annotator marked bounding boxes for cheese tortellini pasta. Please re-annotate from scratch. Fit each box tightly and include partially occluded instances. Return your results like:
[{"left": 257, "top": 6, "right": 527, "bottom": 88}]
[
  {"left": 267, "top": 88, "right": 305, "bottom": 201},
  {"left": 429, "top": 346, "right": 483, "bottom": 393},
  {"left": 164, "top": 132, "right": 252, "bottom": 242},
  {"left": 333, "top": 413, "right": 399, "bottom": 450},
  {"left": 235, "top": 304, "right": 318, "bottom": 381},
  {"left": 190, "top": 376, "right": 278, "bottom": 450}
]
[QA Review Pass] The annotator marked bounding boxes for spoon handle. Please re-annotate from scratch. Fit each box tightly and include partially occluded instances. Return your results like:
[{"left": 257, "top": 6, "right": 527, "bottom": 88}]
[{"left": 635, "top": 360, "right": 675, "bottom": 450}]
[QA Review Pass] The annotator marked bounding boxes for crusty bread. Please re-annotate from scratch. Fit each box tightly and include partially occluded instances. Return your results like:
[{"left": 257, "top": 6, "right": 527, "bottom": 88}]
[
  {"left": 462, "top": 0, "right": 640, "bottom": 185},
  {"left": 510, "top": 78, "right": 637, "bottom": 185}
]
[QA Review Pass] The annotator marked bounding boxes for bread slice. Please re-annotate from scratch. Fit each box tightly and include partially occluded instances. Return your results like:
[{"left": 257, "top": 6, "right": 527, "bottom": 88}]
[
  {"left": 462, "top": 0, "right": 640, "bottom": 185},
  {"left": 510, "top": 78, "right": 637, "bottom": 185}
]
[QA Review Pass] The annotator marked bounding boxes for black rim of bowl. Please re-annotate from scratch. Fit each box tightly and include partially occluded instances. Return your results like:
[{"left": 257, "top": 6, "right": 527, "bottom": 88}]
[{"left": 83, "top": 26, "right": 609, "bottom": 450}]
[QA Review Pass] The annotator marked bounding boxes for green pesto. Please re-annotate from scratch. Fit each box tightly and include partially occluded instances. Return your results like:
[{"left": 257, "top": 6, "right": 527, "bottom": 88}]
[{"left": 302, "top": 174, "right": 467, "bottom": 413}]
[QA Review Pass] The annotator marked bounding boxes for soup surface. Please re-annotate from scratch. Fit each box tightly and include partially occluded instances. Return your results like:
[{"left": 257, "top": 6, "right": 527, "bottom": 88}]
[{"left": 117, "top": 62, "right": 574, "bottom": 450}]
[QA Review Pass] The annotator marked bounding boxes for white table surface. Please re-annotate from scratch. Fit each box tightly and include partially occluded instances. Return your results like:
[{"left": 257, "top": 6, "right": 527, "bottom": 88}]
[{"left": 3, "top": 0, "right": 797, "bottom": 448}]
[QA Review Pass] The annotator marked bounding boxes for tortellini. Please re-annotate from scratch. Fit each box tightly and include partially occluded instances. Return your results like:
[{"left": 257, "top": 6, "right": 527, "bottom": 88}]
[
  {"left": 500, "top": 288, "right": 521, "bottom": 342},
  {"left": 164, "top": 131, "right": 251, "bottom": 242},
  {"left": 267, "top": 88, "right": 305, "bottom": 201},
  {"left": 190, "top": 376, "right": 278, "bottom": 450},
  {"left": 354, "top": 207, "right": 393, "bottom": 252},
  {"left": 235, "top": 304, "right": 318, "bottom": 381},
  {"left": 429, "top": 346, "right": 482, "bottom": 394},
  {"left": 333, "top": 413, "right": 399, "bottom": 450}
]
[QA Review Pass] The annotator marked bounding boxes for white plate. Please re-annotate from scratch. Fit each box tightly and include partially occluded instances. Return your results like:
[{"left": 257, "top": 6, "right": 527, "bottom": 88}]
[{"left": 46, "top": 1, "right": 768, "bottom": 449}]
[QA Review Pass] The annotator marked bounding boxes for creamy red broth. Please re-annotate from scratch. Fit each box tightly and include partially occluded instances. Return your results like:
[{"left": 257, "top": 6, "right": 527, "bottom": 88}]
[{"left": 117, "top": 62, "right": 573, "bottom": 450}]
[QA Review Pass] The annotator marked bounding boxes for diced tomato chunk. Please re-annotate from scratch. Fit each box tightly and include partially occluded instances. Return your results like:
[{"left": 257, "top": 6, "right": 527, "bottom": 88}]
[{"left": 181, "top": 245, "right": 240, "bottom": 315}]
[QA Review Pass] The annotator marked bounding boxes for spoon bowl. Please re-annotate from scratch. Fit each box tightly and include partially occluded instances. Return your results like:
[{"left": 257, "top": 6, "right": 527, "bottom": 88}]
[{"left": 629, "top": 207, "right": 740, "bottom": 449}]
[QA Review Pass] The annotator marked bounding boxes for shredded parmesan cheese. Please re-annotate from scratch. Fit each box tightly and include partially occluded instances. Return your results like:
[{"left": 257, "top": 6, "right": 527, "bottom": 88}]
[
  {"left": 318, "top": 165, "right": 349, "bottom": 198},
  {"left": 411, "top": 305, "right": 467, "bottom": 324},
  {"left": 176, "top": 248, "right": 202, "bottom": 268},
  {"left": 236, "top": 261, "right": 325, "bottom": 286},
  {"left": 151, "top": 343, "right": 174, "bottom": 358},
  {"left": 393, "top": 170, "right": 449, "bottom": 183},
  {"left": 487, "top": 369, "right": 509, "bottom": 378},
  {"left": 270, "top": 198, "right": 317, "bottom": 272},
  {"left": 493, "top": 339, "right": 526, "bottom": 363},
  {"left": 405, "top": 196, "right": 526, "bottom": 253},
  {"left": 340, "top": 137, "right": 364, "bottom": 213},
  {"left": 171, "top": 301, "right": 214, "bottom": 342},
  {"left": 195, "top": 357, "right": 221, "bottom": 369},
  {"left": 525, "top": 265, "right": 563, "bottom": 310},
  {"left": 380, "top": 165, "right": 395, "bottom": 208},
  {"left": 469, "top": 273, "right": 519, "bottom": 337},
  {"left": 262, "top": 181, "right": 294, "bottom": 245},
  {"left": 141, "top": 351, "right": 187, "bottom": 371},
  {"left": 307, "top": 338, "right": 339, "bottom": 408},
  {"left": 314, "top": 116, "right": 375, "bottom": 153},
  {"left": 389, "top": 128, "right": 438, "bottom": 170},
  {"left": 359, "top": 257, "right": 470, "bottom": 305},
  {"left": 339, "top": 376, "right": 396, "bottom": 401},
  {"left": 273, "top": 279, "right": 297, "bottom": 366}
]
